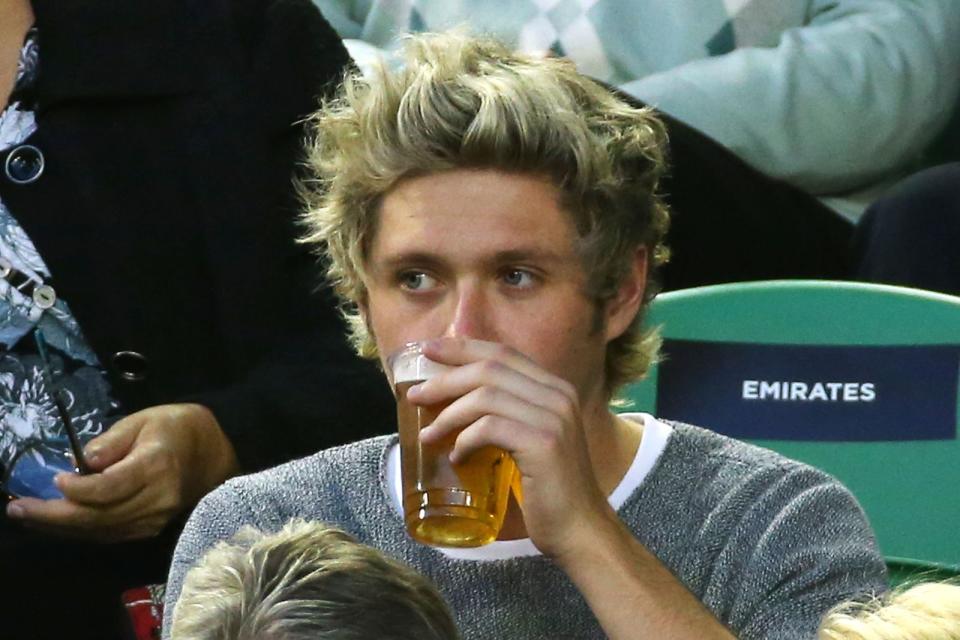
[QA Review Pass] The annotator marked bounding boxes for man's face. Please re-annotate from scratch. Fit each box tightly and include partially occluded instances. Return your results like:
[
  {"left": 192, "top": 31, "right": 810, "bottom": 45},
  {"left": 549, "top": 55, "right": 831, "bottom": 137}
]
[{"left": 363, "top": 168, "right": 622, "bottom": 405}]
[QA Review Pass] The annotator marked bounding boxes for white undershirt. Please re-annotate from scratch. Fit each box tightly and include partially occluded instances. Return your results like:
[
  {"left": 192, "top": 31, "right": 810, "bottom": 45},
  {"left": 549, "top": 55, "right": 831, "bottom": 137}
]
[{"left": 385, "top": 412, "right": 673, "bottom": 561}]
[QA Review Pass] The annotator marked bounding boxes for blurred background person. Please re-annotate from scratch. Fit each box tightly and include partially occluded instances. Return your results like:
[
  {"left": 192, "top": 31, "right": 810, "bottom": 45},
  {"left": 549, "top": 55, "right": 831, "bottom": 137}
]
[
  {"left": 819, "top": 581, "right": 960, "bottom": 639},
  {"left": 311, "top": 0, "right": 960, "bottom": 292},
  {"left": 0, "top": 0, "right": 393, "bottom": 637},
  {"left": 171, "top": 520, "right": 460, "bottom": 640},
  {"left": 852, "top": 163, "right": 960, "bottom": 296}
]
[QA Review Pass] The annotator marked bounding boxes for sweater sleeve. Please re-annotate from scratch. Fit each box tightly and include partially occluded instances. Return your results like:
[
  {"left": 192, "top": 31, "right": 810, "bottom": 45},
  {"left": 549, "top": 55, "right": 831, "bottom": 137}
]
[
  {"left": 622, "top": 0, "right": 960, "bottom": 193},
  {"left": 718, "top": 465, "right": 888, "bottom": 640}
]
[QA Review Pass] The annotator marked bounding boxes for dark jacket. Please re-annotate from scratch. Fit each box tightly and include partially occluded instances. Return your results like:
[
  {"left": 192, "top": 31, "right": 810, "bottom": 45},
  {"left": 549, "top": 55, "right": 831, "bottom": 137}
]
[
  {"left": 0, "top": 0, "right": 394, "bottom": 472},
  {"left": 0, "top": 1, "right": 393, "bottom": 637}
]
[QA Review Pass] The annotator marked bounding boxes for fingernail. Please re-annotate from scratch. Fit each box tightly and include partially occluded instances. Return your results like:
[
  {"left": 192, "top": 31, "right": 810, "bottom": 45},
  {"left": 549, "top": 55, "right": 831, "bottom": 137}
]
[{"left": 6, "top": 502, "right": 24, "bottom": 519}]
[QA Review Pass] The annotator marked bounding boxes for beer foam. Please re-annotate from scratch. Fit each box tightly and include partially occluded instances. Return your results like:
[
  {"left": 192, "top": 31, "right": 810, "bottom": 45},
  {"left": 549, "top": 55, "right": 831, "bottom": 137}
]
[{"left": 390, "top": 350, "right": 452, "bottom": 383}]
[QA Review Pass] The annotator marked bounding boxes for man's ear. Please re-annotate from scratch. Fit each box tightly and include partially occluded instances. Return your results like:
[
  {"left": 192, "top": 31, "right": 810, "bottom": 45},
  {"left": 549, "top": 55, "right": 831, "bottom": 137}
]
[{"left": 604, "top": 247, "right": 648, "bottom": 342}]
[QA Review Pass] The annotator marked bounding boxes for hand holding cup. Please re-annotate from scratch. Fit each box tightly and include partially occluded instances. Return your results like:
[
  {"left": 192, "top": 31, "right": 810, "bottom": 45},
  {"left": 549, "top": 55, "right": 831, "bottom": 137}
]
[
  {"left": 402, "top": 337, "right": 612, "bottom": 560},
  {"left": 389, "top": 342, "right": 516, "bottom": 547}
]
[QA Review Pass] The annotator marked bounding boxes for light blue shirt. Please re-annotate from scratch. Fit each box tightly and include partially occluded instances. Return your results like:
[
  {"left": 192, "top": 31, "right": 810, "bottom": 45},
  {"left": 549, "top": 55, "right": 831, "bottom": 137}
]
[{"left": 314, "top": 0, "right": 960, "bottom": 220}]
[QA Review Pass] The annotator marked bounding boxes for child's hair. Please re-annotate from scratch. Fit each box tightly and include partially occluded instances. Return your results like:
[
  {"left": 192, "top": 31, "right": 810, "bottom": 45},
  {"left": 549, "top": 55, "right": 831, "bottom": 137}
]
[
  {"left": 818, "top": 581, "right": 960, "bottom": 640},
  {"left": 171, "top": 519, "right": 460, "bottom": 640}
]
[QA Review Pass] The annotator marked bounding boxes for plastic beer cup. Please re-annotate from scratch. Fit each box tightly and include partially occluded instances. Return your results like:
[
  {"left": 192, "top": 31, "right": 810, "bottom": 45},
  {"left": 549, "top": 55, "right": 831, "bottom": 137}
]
[{"left": 388, "top": 342, "right": 516, "bottom": 547}]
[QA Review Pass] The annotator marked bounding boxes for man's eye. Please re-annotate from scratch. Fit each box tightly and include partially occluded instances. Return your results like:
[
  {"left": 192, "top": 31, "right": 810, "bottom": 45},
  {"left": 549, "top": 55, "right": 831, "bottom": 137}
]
[
  {"left": 400, "top": 272, "right": 437, "bottom": 291},
  {"left": 503, "top": 269, "right": 535, "bottom": 288}
]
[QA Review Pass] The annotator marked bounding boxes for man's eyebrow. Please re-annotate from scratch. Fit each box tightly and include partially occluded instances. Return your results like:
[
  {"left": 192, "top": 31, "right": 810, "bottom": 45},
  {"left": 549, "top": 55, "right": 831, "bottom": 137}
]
[
  {"left": 372, "top": 248, "right": 570, "bottom": 275},
  {"left": 377, "top": 248, "right": 566, "bottom": 264},
  {"left": 490, "top": 249, "right": 567, "bottom": 265},
  {"left": 374, "top": 252, "right": 446, "bottom": 270}
]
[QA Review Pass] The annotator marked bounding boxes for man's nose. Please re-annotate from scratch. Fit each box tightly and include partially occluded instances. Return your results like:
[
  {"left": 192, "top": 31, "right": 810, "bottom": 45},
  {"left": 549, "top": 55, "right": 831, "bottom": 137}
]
[{"left": 444, "top": 285, "right": 493, "bottom": 340}]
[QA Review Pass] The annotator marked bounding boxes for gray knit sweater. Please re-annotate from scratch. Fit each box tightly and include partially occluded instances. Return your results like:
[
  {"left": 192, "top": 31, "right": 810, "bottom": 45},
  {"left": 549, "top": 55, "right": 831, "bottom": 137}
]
[{"left": 164, "top": 423, "right": 886, "bottom": 639}]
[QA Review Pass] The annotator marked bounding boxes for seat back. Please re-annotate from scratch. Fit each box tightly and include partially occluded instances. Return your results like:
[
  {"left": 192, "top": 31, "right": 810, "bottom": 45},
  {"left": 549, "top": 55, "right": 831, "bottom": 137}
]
[
  {"left": 619, "top": 280, "right": 960, "bottom": 570},
  {"left": 886, "top": 557, "right": 960, "bottom": 587}
]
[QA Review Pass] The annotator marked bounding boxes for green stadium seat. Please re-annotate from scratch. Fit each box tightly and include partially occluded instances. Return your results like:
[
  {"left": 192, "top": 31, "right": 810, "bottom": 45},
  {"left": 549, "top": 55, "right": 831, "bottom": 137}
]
[{"left": 618, "top": 280, "right": 960, "bottom": 582}]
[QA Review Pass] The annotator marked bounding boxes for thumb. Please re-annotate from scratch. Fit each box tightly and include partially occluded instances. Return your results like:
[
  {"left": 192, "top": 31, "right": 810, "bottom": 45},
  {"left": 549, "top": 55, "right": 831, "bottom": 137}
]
[{"left": 82, "top": 412, "right": 148, "bottom": 471}]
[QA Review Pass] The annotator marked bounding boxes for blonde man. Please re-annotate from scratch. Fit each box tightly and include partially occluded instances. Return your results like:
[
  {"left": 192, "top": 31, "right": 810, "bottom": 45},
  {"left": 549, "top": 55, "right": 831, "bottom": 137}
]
[
  {"left": 164, "top": 32, "right": 885, "bottom": 639},
  {"left": 170, "top": 520, "right": 459, "bottom": 640},
  {"left": 819, "top": 582, "right": 960, "bottom": 640}
]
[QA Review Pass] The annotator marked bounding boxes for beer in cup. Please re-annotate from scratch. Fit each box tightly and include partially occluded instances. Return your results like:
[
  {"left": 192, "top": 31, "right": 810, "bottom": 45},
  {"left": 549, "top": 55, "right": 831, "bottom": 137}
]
[{"left": 388, "top": 342, "right": 516, "bottom": 547}]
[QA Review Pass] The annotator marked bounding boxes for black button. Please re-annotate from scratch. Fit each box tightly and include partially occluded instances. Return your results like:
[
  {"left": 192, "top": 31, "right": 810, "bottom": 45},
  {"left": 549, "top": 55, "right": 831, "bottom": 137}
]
[
  {"left": 112, "top": 351, "right": 149, "bottom": 382},
  {"left": 4, "top": 144, "right": 45, "bottom": 184}
]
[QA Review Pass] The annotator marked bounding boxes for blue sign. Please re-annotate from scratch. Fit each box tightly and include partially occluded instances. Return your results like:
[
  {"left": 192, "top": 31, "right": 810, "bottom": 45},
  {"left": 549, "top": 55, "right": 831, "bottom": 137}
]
[{"left": 655, "top": 340, "right": 960, "bottom": 441}]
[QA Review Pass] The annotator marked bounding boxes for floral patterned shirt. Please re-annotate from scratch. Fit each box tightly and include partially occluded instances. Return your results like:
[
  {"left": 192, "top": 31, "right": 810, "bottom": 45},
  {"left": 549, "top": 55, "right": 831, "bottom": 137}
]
[{"left": 0, "top": 29, "right": 119, "bottom": 489}]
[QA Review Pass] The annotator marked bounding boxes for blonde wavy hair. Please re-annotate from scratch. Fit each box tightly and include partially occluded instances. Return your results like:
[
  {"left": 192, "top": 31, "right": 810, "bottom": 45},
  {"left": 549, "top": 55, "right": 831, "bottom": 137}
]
[
  {"left": 171, "top": 520, "right": 460, "bottom": 640},
  {"left": 300, "top": 31, "right": 670, "bottom": 393},
  {"left": 818, "top": 582, "right": 960, "bottom": 640}
]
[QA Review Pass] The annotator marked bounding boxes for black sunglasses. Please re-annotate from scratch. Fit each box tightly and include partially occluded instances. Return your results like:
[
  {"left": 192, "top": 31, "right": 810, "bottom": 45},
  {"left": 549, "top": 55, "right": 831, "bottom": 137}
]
[{"left": 33, "top": 329, "right": 90, "bottom": 475}]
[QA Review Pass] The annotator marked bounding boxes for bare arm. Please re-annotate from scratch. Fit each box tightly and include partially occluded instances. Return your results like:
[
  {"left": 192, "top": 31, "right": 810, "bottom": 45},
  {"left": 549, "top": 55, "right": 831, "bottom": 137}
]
[{"left": 557, "top": 508, "right": 735, "bottom": 640}]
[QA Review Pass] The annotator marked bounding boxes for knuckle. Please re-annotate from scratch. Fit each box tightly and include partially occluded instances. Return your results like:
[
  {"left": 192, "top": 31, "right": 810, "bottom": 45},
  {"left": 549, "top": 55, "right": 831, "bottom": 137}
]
[
  {"left": 491, "top": 343, "right": 513, "bottom": 361},
  {"left": 478, "top": 358, "right": 504, "bottom": 379},
  {"left": 476, "top": 385, "right": 501, "bottom": 405}
]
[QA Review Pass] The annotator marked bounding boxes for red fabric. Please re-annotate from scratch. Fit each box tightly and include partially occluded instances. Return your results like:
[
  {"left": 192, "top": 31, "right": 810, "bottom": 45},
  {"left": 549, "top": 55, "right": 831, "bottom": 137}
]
[{"left": 122, "top": 584, "right": 165, "bottom": 640}]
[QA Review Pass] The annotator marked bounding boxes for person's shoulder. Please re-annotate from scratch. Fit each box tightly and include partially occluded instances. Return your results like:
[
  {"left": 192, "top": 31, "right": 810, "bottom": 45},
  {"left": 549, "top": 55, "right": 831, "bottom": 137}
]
[
  {"left": 210, "top": 0, "right": 324, "bottom": 27},
  {"left": 637, "top": 421, "right": 885, "bottom": 639},
  {"left": 655, "top": 421, "right": 863, "bottom": 511},
  {"left": 212, "top": 0, "right": 351, "bottom": 113},
  {"left": 651, "top": 422, "right": 884, "bottom": 568},
  {"left": 226, "top": 434, "right": 395, "bottom": 498},
  {"left": 220, "top": 0, "right": 347, "bottom": 56},
  {"left": 189, "top": 435, "right": 390, "bottom": 522},
  {"left": 665, "top": 421, "right": 824, "bottom": 477}
]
